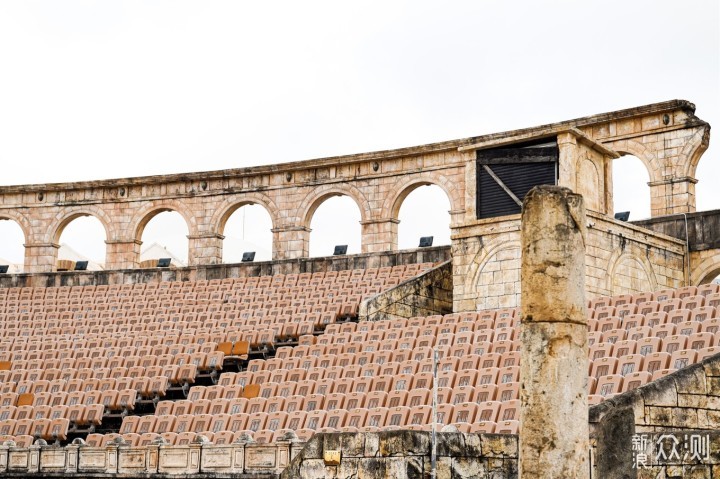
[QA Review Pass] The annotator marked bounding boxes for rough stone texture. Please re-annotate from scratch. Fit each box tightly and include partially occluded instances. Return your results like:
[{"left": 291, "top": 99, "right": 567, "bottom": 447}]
[
  {"left": 359, "top": 260, "right": 453, "bottom": 322},
  {"left": 519, "top": 186, "right": 589, "bottom": 479},
  {"left": 281, "top": 432, "right": 518, "bottom": 479},
  {"left": 589, "top": 352, "right": 720, "bottom": 477}
]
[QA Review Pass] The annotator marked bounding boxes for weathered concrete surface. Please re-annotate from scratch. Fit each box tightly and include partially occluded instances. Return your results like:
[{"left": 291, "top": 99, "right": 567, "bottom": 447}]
[
  {"left": 519, "top": 186, "right": 589, "bottom": 478},
  {"left": 359, "top": 260, "right": 453, "bottom": 322}
]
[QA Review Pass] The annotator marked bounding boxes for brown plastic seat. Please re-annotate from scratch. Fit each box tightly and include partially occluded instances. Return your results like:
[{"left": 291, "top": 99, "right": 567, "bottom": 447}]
[
  {"left": 690, "top": 306, "right": 716, "bottom": 323},
  {"left": 227, "top": 398, "right": 249, "bottom": 415},
  {"left": 589, "top": 342, "right": 614, "bottom": 361},
  {"left": 477, "top": 368, "right": 500, "bottom": 386},
  {"left": 617, "top": 354, "right": 644, "bottom": 376},
  {"left": 623, "top": 371, "right": 652, "bottom": 391},
  {"left": 496, "top": 382, "right": 520, "bottom": 401},
  {"left": 590, "top": 357, "right": 618, "bottom": 378},
  {"left": 324, "top": 393, "right": 346, "bottom": 411},
  {"left": 663, "top": 335, "right": 688, "bottom": 354},
  {"left": 136, "top": 416, "right": 157, "bottom": 435},
  {"left": 637, "top": 337, "right": 663, "bottom": 356},
  {"left": 153, "top": 415, "right": 176, "bottom": 434},
  {"left": 645, "top": 312, "right": 669, "bottom": 328},
  {"left": 651, "top": 369, "right": 675, "bottom": 381},
  {"left": 696, "top": 346, "right": 720, "bottom": 361},
  {"left": 610, "top": 339, "right": 636, "bottom": 358},
  {"left": 643, "top": 352, "right": 671, "bottom": 374},
  {"left": 120, "top": 415, "right": 141, "bottom": 434},
  {"left": 675, "top": 321, "right": 702, "bottom": 336},
  {"left": 154, "top": 400, "right": 175, "bottom": 416},
  {"left": 670, "top": 349, "right": 697, "bottom": 370}
]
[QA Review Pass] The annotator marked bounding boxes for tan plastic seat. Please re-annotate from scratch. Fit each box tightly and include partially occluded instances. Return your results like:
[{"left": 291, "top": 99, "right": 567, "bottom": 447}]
[
  {"left": 643, "top": 352, "right": 671, "bottom": 374},
  {"left": 622, "top": 371, "right": 651, "bottom": 391}
]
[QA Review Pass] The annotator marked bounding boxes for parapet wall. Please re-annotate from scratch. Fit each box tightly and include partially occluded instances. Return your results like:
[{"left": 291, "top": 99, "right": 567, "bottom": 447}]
[
  {"left": 359, "top": 260, "right": 453, "bottom": 322},
  {"left": 0, "top": 246, "right": 450, "bottom": 289}
]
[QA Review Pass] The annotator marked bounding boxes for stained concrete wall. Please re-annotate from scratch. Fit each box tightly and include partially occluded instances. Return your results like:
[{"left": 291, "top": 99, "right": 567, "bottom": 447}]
[{"left": 359, "top": 260, "right": 453, "bottom": 322}]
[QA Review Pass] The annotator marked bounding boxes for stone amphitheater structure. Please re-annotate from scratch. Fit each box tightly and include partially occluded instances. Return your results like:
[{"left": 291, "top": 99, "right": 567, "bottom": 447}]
[{"left": 0, "top": 99, "right": 717, "bottom": 478}]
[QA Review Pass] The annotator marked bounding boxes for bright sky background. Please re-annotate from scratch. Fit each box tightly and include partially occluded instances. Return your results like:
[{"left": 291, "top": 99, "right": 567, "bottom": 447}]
[{"left": 0, "top": 1, "right": 718, "bottom": 267}]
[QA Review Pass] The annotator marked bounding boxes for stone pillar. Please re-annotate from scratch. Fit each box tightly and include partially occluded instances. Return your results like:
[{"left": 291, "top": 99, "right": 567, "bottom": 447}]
[
  {"left": 187, "top": 233, "right": 223, "bottom": 266},
  {"left": 105, "top": 239, "right": 142, "bottom": 270},
  {"left": 649, "top": 176, "right": 697, "bottom": 216},
  {"left": 272, "top": 225, "right": 310, "bottom": 260},
  {"left": 519, "top": 186, "right": 589, "bottom": 478},
  {"left": 23, "top": 243, "right": 59, "bottom": 273},
  {"left": 360, "top": 218, "right": 398, "bottom": 253}
]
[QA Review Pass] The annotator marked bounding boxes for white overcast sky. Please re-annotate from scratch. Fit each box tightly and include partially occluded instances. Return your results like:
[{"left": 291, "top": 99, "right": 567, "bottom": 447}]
[{"left": 0, "top": 1, "right": 718, "bottom": 265}]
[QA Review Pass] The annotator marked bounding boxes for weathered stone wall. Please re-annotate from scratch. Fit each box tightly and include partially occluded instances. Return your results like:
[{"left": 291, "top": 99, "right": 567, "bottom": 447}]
[
  {"left": 590, "top": 352, "right": 720, "bottom": 478},
  {"left": 452, "top": 211, "right": 686, "bottom": 312},
  {"left": 359, "top": 260, "right": 453, "bottom": 322},
  {"left": 0, "top": 437, "right": 302, "bottom": 478},
  {"left": 633, "top": 209, "right": 720, "bottom": 285},
  {"left": 0, "top": 100, "right": 709, "bottom": 276},
  {"left": 0, "top": 246, "right": 450, "bottom": 289},
  {"left": 280, "top": 431, "right": 518, "bottom": 479}
]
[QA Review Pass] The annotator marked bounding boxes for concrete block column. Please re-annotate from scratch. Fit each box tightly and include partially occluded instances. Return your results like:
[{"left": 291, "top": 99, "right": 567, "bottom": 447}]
[{"left": 519, "top": 186, "right": 589, "bottom": 478}]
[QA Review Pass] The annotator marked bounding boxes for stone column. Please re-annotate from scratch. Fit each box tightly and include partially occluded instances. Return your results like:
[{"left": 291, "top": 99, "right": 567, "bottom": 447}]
[
  {"left": 272, "top": 225, "right": 310, "bottom": 260},
  {"left": 105, "top": 239, "right": 142, "bottom": 270},
  {"left": 187, "top": 233, "right": 224, "bottom": 266},
  {"left": 23, "top": 242, "right": 59, "bottom": 273},
  {"left": 519, "top": 186, "right": 589, "bottom": 478},
  {"left": 360, "top": 218, "right": 398, "bottom": 253},
  {"left": 649, "top": 176, "right": 697, "bottom": 216}
]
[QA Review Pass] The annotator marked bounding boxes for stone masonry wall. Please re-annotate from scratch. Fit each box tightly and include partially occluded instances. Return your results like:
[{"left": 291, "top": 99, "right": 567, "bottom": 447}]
[
  {"left": 590, "top": 352, "right": 720, "bottom": 478},
  {"left": 359, "top": 260, "right": 453, "bottom": 322},
  {"left": 0, "top": 100, "right": 709, "bottom": 277},
  {"left": 280, "top": 431, "right": 518, "bottom": 479},
  {"left": 451, "top": 211, "right": 686, "bottom": 312}
]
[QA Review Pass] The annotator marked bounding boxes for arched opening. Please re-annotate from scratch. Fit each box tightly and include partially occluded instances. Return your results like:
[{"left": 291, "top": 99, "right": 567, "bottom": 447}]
[
  {"left": 222, "top": 204, "right": 273, "bottom": 263},
  {"left": 0, "top": 219, "right": 25, "bottom": 273},
  {"left": 700, "top": 268, "right": 720, "bottom": 285},
  {"left": 309, "top": 195, "right": 361, "bottom": 257},
  {"left": 613, "top": 154, "right": 651, "bottom": 221},
  {"left": 397, "top": 184, "right": 451, "bottom": 250},
  {"left": 57, "top": 215, "right": 107, "bottom": 270},
  {"left": 139, "top": 211, "right": 189, "bottom": 267}
]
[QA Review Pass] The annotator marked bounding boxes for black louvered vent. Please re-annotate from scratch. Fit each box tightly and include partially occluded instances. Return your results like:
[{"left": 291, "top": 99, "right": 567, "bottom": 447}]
[{"left": 476, "top": 143, "right": 558, "bottom": 219}]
